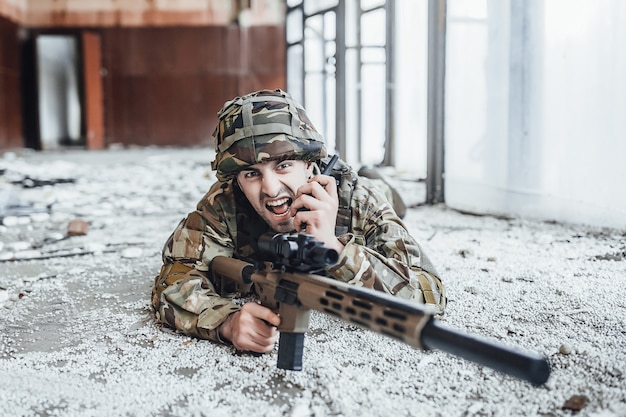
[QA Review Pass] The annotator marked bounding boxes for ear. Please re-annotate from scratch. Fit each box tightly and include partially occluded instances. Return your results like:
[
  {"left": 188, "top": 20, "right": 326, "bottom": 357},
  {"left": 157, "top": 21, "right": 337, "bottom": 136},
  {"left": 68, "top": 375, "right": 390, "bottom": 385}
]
[{"left": 305, "top": 161, "right": 314, "bottom": 178}]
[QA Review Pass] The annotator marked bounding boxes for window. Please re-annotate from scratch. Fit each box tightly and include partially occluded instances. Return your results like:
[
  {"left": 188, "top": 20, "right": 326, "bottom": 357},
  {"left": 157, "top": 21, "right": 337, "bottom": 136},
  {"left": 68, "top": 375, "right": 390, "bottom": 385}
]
[{"left": 286, "top": 0, "right": 393, "bottom": 167}]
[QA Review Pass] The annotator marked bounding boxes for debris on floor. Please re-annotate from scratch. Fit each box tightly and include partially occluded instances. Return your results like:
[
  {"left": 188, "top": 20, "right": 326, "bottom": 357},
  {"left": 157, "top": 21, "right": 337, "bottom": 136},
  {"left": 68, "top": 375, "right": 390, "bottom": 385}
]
[{"left": 0, "top": 148, "right": 625, "bottom": 417}]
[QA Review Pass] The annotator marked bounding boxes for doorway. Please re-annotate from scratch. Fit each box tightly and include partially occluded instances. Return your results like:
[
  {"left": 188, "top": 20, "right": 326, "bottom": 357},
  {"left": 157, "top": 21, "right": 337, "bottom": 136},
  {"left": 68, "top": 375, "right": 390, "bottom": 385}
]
[
  {"left": 36, "top": 34, "right": 84, "bottom": 149},
  {"left": 21, "top": 31, "right": 104, "bottom": 150}
]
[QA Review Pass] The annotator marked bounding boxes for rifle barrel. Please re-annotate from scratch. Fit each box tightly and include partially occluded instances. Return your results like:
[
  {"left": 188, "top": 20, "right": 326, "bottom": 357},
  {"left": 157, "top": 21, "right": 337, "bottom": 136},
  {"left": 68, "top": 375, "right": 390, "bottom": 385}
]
[{"left": 421, "top": 320, "right": 551, "bottom": 385}]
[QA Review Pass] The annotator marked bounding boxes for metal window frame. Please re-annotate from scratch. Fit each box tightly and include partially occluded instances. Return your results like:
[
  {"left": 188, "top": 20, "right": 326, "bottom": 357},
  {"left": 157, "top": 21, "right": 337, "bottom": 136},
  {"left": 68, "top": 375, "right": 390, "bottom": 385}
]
[
  {"left": 288, "top": 0, "right": 446, "bottom": 205},
  {"left": 287, "top": 0, "right": 395, "bottom": 167},
  {"left": 426, "top": 0, "right": 446, "bottom": 204}
]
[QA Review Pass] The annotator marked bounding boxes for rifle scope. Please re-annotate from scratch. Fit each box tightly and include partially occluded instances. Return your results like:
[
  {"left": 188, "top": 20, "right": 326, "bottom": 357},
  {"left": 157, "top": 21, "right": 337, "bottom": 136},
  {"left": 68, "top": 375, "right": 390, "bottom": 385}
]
[{"left": 258, "top": 232, "right": 338, "bottom": 272}]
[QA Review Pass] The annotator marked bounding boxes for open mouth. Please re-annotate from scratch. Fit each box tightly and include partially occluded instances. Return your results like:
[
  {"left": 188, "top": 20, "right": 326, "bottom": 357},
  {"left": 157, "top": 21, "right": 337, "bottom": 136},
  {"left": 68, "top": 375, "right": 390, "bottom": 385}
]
[{"left": 266, "top": 197, "right": 292, "bottom": 216}]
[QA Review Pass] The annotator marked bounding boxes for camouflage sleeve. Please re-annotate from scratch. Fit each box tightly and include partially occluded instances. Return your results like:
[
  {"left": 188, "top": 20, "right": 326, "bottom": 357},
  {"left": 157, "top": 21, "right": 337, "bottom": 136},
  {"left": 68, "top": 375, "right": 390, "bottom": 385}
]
[
  {"left": 325, "top": 177, "right": 446, "bottom": 312},
  {"left": 151, "top": 181, "right": 241, "bottom": 342}
]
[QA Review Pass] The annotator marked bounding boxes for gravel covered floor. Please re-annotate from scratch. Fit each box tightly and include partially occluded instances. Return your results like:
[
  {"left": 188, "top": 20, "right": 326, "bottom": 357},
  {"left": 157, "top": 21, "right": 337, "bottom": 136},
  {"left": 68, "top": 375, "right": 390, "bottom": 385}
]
[{"left": 1, "top": 148, "right": 625, "bottom": 417}]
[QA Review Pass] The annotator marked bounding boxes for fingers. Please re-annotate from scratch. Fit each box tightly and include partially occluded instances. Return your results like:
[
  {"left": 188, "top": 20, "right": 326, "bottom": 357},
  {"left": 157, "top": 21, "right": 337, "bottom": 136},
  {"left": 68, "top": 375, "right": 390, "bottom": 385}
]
[
  {"left": 310, "top": 173, "right": 338, "bottom": 191},
  {"left": 291, "top": 175, "right": 339, "bottom": 244},
  {"left": 302, "top": 174, "right": 338, "bottom": 201},
  {"left": 291, "top": 175, "right": 338, "bottom": 215},
  {"left": 225, "top": 303, "right": 281, "bottom": 353},
  {"left": 243, "top": 302, "right": 281, "bottom": 327}
]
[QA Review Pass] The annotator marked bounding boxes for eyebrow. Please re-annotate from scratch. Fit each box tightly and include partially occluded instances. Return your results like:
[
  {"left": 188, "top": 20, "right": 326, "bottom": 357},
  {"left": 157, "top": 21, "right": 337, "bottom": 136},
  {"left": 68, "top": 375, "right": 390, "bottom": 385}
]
[{"left": 239, "top": 168, "right": 260, "bottom": 177}]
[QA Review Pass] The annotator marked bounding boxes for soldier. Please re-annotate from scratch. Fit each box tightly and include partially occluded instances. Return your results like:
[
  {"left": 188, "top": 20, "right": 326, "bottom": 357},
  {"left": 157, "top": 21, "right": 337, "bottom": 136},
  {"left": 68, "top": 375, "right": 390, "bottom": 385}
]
[{"left": 152, "top": 89, "right": 445, "bottom": 354}]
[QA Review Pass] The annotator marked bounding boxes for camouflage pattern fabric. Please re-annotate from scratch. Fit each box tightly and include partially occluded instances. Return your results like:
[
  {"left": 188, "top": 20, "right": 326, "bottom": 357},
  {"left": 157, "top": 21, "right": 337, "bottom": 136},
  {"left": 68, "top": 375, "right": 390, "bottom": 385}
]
[
  {"left": 152, "top": 160, "right": 446, "bottom": 343},
  {"left": 211, "top": 89, "right": 327, "bottom": 182}
]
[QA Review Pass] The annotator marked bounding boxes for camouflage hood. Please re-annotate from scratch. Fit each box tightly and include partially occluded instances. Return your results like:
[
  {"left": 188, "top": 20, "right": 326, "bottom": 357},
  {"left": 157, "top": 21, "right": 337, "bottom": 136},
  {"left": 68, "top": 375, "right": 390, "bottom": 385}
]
[{"left": 211, "top": 89, "right": 327, "bottom": 182}]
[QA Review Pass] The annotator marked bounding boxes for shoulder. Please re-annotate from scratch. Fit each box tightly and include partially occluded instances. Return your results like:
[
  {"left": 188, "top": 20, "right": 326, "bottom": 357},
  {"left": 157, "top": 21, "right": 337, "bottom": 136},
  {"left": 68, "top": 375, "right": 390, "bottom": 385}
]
[
  {"left": 198, "top": 180, "right": 235, "bottom": 212},
  {"left": 327, "top": 158, "right": 389, "bottom": 205},
  {"left": 193, "top": 180, "right": 239, "bottom": 238},
  {"left": 352, "top": 176, "right": 395, "bottom": 208},
  {"left": 326, "top": 158, "right": 394, "bottom": 213}
]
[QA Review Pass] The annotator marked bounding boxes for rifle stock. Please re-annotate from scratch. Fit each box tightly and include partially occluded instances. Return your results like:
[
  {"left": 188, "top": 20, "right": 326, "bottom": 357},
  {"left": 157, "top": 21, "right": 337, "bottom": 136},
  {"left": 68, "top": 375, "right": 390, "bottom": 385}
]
[{"left": 211, "top": 254, "right": 550, "bottom": 385}]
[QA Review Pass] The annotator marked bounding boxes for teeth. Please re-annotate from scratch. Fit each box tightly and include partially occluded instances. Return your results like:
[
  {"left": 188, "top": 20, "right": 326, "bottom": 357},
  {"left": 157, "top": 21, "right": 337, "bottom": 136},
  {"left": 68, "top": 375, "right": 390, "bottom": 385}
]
[{"left": 266, "top": 198, "right": 289, "bottom": 207}]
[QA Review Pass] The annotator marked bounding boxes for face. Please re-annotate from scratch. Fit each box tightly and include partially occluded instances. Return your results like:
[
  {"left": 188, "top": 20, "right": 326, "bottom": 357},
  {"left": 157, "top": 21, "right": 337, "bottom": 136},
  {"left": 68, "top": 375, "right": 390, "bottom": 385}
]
[{"left": 236, "top": 159, "right": 313, "bottom": 233}]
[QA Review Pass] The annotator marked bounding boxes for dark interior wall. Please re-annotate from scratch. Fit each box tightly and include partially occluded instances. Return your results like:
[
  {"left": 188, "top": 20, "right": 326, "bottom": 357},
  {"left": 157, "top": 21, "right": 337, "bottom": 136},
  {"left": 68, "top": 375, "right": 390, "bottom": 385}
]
[
  {"left": 0, "top": 21, "right": 285, "bottom": 151},
  {"left": 0, "top": 15, "right": 22, "bottom": 149},
  {"left": 101, "top": 25, "right": 286, "bottom": 147}
]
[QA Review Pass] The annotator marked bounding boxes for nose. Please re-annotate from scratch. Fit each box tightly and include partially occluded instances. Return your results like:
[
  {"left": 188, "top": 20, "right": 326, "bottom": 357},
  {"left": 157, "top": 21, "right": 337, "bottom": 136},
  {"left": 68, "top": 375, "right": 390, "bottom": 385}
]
[{"left": 261, "top": 171, "right": 282, "bottom": 198}]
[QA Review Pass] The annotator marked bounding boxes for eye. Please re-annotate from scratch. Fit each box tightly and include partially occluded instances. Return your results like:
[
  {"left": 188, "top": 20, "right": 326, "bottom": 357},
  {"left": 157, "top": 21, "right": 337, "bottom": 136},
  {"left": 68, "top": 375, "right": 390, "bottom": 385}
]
[
  {"left": 241, "top": 170, "right": 258, "bottom": 179},
  {"left": 276, "top": 161, "right": 294, "bottom": 171}
]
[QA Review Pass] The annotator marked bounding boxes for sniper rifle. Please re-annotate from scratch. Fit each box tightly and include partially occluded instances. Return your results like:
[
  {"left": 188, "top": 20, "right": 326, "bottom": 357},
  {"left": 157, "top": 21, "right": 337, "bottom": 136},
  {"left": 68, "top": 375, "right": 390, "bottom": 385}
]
[{"left": 210, "top": 232, "right": 551, "bottom": 385}]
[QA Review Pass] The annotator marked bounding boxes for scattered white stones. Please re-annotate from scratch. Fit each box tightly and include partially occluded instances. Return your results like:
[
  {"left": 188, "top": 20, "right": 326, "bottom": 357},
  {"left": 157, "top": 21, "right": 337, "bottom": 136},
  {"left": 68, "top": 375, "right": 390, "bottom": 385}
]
[
  {"left": 1, "top": 148, "right": 624, "bottom": 417},
  {"left": 10, "top": 241, "right": 31, "bottom": 251},
  {"left": 0, "top": 290, "right": 9, "bottom": 307},
  {"left": 84, "top": 242, "right": 107, "bottom": 254},
  {"left": 559, "top": 343, "right": 573, "bottom": 355},
  {"left": 2, "top": 216, "right": 19, "bottom": 226},
  {"left": 13, "top": 250, "right": 42, "bottom": 259},
  {"left": 30, "top": 212, "right": 50, "bottom": 222},
  {"left": 121, "top": 247, "right": 143, "bottom": 258},
  {"left": 45, "top": 231, "right": 65, "bottom": 242}
]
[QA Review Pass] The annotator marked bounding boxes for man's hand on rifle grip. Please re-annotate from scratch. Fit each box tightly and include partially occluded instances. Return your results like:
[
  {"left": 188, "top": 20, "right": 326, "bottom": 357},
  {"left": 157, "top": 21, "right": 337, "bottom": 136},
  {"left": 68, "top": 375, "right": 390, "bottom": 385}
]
[{"left": 218, "top": 302, "right": 281, "bottom": 354}]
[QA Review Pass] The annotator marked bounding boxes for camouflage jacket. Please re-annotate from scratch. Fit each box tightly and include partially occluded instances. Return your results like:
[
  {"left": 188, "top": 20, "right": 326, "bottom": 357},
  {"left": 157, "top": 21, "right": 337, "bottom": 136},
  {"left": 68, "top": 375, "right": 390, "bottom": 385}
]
[{"left": 152, "top": 162, "right": 446, "bottom": 343}]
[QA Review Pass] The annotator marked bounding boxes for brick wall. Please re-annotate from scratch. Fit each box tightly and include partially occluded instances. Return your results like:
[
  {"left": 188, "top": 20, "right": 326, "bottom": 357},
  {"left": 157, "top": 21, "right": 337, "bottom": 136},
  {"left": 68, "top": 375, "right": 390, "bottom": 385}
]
[
  {"left": 0, "top": 14, "right": 22, "bottom": 149},
  {"left": 101, "top": 24, "right": 286, "bottom": 147},
  {"left": 0, "top": 0, "right": 286, "bottom": 150}
]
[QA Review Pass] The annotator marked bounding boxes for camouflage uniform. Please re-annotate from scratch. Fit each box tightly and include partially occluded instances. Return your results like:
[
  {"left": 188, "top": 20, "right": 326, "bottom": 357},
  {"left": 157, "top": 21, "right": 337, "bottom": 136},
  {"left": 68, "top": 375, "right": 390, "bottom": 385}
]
[{"left": 151, "top": 90, "right": 446, "bottom": 343}]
